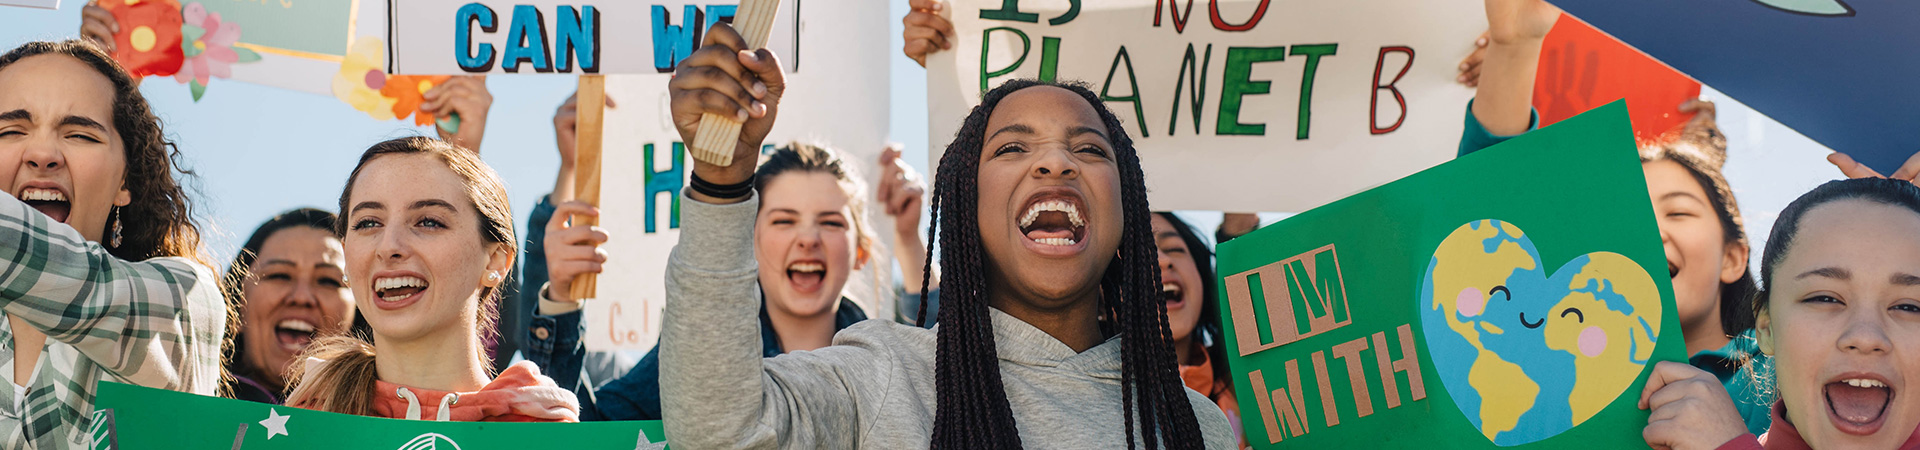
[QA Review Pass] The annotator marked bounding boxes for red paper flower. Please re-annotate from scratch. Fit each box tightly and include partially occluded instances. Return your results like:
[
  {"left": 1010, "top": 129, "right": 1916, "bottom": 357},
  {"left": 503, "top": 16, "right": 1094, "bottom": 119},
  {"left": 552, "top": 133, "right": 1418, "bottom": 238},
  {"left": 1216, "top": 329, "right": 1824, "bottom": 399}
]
[{"left": 103, "top": 0, "right": 185, "bottom": 78}]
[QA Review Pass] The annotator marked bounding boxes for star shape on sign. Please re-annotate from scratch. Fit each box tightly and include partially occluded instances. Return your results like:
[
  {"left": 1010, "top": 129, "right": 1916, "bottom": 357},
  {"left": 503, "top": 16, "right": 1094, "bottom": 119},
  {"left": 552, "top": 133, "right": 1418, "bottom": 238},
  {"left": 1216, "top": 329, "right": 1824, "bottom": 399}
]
[{"left": 259, "top": 408, "right": 291, "bottom": 440}]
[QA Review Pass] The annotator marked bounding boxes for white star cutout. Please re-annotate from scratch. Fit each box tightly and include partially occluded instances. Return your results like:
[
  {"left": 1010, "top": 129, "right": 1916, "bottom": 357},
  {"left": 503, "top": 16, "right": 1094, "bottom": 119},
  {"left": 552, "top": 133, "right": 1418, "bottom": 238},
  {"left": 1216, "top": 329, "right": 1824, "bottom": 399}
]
[{"left": 259, "top": 408, "right": 291, "bottom": 440}]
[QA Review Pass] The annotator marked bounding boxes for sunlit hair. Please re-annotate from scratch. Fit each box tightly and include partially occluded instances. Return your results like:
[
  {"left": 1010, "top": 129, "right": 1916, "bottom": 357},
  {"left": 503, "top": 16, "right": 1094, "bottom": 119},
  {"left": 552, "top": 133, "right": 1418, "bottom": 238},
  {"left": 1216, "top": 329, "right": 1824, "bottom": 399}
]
[
  {"left": 918, "top": 79, "right": 1204, "bottom": 449},
  {"left": 753, "top": 142, "right": 877, "bottom": 265},
  {"left": 1757, "top": 177, "right": 1920, "bottom": 314},
  {"left": 0, "top": 40, "right": 209, "bottom": 265},
  {"left": 1639, "top": 117, "right": 1757, "bottom": 337},
  {"left": 220, "top": 208, "right": 340, "bottom": 396},
  {"left": 286, "top": 137, "right": 515, "bottom": 415}
]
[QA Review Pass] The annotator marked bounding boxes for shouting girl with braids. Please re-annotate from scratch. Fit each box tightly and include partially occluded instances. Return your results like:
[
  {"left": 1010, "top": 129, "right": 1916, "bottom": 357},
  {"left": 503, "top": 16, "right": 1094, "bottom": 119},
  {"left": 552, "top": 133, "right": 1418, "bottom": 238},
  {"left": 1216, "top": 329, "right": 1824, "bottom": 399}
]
[{"left": 654, "top": 23, "right": 1231, "bottom": 449}]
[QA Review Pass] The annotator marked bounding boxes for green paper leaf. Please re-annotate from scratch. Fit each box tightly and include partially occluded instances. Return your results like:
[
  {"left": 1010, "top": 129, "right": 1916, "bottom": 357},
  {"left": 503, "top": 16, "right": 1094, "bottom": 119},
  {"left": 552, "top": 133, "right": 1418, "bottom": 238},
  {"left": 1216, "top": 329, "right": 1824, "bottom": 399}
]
[
  {"left": 232, "top": 47, "right": 262, "bottom": 63},
  {"left": 189, "top": 81, "right": 206, "bottom": 102},
  {"left": 180, "top": 25, "right": 206, "bottom": 58}
]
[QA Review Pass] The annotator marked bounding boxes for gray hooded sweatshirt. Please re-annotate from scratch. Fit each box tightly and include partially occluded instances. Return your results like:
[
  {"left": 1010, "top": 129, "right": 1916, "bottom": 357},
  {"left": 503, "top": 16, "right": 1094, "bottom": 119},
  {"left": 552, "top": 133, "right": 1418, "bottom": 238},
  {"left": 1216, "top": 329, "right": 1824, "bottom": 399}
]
[{"left": 659, "top": 192, "right": 1234, "bottom": 449}]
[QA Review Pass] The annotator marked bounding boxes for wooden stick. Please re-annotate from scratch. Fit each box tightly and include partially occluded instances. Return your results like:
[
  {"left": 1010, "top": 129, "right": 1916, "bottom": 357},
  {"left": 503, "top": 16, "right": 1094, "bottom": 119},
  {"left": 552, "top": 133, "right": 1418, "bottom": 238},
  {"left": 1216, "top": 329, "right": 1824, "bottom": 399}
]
[
  {"left": 568, "top": 75, "right": 607, "bottom": 302},
  {"left": 687, "top": 0, "right": 782, "bottom": 166}
]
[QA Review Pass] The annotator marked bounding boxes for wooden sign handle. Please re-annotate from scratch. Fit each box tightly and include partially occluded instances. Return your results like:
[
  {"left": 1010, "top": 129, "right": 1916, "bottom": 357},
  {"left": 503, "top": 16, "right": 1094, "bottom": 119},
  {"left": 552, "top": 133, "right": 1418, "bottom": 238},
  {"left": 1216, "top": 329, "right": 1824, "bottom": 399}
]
[
  {"left": 687, "top": 0, "right": 782, "bottom": 166},
  {"left": 568, "top": 75, "right": 607, "bottom": 302}
]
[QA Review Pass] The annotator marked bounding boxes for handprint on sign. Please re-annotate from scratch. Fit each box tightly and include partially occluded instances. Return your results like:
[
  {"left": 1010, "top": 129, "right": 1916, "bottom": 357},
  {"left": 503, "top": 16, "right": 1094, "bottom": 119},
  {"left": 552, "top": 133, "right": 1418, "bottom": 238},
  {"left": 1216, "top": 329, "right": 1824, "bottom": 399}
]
[{"left": 1535, "top": 43, "right": 1599, "bottom": 126}]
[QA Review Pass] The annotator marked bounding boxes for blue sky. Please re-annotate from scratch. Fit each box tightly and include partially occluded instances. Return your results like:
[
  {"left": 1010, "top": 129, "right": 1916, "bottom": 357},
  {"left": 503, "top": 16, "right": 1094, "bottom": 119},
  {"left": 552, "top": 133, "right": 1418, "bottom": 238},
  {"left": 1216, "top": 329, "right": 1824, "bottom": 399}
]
[{"left": 0, "top": 1, "right": 1851, "bottom": 276}]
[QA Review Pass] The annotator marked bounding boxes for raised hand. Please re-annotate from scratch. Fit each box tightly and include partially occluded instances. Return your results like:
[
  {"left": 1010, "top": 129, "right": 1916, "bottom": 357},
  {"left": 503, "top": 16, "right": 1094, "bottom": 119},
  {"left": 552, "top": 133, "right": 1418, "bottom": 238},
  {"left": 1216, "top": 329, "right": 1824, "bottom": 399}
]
[
  {"left": 903, "top": 0, "right": 955, "bottom": 68},
  {"left": 1639, "top": 361, "right": 1750, "bottom": 450},
  {"left": 422, "top": 76, "right": 494, "bottom": 152},
  {"left": 544, "top": 201, "right": 609, "bottom": 302},
  {"left": 669, "top": 22, "right": 786, "bottom": 199},
  {"left": 81, "top": 2, "right": 120, "bottom": 52}
]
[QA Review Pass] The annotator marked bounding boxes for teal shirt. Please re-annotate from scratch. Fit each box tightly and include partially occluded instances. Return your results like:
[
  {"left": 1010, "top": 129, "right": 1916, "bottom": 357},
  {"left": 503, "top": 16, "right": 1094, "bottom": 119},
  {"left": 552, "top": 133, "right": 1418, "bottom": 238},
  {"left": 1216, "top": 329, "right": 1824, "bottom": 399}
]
[
  {"left": 1456, "top": 99, "right": 1541, "bottom": 157},
  {"left": 1691, "top": 330, "right": 1775, "bottom": 436}
]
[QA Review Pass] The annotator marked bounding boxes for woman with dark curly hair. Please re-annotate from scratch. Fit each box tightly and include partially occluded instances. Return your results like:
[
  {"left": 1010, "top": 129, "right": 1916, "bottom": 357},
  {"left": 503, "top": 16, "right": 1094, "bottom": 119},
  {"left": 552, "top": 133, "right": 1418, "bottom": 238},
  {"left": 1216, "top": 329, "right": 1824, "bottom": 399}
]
[
  {"left": 0, "top": 40, "right": 225, "bottom": 447},
  {"left": 220, "top": 208, "right": 354, "bottom": 405},
  {"left": 654, "top": 23, "right": 1230, "bottom": 449}
]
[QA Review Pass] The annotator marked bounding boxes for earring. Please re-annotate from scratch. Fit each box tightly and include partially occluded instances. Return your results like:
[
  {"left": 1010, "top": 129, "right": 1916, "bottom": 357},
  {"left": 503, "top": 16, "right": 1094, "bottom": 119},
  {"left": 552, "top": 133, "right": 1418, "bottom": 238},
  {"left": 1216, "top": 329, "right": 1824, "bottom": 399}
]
[
  {"left": 109, "top": 206, "right": 123, "bottom": 248},
  {"left": 485, "top": 272, "right": 501, "bottom": 282}
]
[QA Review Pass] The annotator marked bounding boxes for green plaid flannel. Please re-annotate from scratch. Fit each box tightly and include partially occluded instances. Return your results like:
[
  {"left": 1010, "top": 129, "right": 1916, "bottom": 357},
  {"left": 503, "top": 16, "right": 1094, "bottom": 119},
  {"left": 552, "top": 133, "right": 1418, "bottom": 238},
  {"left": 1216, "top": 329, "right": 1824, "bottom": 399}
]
[{"left": 0, "top": 195, "right": 225, "bottom": 449}]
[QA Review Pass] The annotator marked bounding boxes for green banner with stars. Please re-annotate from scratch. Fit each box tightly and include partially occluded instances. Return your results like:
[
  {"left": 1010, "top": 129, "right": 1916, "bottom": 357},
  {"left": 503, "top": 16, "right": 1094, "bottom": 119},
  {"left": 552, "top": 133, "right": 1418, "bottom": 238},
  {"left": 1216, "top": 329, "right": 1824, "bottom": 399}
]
[
  {"left": 1215, "top": 101, "right": 1686, "bottom": 448},
  {"left": 91, "top": 382, "right": 669, "bottom": 449}
]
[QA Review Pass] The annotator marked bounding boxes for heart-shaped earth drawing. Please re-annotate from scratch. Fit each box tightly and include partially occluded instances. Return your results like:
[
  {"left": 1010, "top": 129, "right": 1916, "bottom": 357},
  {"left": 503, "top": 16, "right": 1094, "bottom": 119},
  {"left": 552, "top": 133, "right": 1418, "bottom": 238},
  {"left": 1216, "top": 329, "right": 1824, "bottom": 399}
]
[{"left": 1420, "top": 220, "right": 1662, "bottom": 446}]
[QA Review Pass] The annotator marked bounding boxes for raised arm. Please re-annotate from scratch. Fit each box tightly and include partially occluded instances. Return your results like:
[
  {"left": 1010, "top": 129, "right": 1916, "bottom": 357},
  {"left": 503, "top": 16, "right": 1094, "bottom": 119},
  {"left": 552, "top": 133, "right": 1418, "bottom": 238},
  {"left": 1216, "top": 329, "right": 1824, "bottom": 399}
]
[
  {"left": 657, "top": 22, "right": 891, "bottom": 448},
  {"left": 0, "top": 194, "right": 223, "bottom": 393}
]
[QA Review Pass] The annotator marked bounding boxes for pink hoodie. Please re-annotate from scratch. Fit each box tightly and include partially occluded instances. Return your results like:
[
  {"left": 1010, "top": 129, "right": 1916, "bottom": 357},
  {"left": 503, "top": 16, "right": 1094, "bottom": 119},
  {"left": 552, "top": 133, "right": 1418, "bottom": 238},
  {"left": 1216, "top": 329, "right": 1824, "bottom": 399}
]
[{"left": 368, "top": 361, "right": 580, "bottom": 422}]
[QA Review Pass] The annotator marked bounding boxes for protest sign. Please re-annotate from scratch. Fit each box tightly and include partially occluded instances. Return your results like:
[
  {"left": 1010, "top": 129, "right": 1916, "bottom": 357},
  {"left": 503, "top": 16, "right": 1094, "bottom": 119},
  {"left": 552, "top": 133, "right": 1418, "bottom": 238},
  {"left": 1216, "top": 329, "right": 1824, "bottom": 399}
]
[
  {"left": 927, "top": 0, "right": 1484, "bottom": 212},
  {"left": 579, "top": 0, "right": 892, "bottom": 352},
  {"left": 91, "top": 382, "right": 669, "bottom": 449},
  {"left": 99, "top": 0, "right": 383, "bottom": 100},
  {"left": 1532, "top": 15, "right": 1700, "bottom": 144},
  {"left": 386, "top": 0, "right": 799, "bottom": 76},
  {"left": 1216, "top": 102, "right": 1684, "bottom": 448},
  {"left": 1546, "top": 0, "right": 1920, "bottom": 174}
]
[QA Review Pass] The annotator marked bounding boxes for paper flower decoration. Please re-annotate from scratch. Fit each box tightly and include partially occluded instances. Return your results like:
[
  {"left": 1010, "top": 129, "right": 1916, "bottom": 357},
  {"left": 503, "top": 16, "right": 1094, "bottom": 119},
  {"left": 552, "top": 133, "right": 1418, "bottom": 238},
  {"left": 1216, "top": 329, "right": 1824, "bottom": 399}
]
[
  {"left": 102, "top": 0, "right": 185, "bottom": 78},
  {"left": 333, "top": 36, "right": 398, "bottom": 121},
  {"left": 382, "top": 75, "right": 452, "bottom": 126},
  {"left": 334, "top": 36, "right": 450, "bottom": 125},
  {"left": 175, "top": 2, "right": 260, "bottom": 101}
]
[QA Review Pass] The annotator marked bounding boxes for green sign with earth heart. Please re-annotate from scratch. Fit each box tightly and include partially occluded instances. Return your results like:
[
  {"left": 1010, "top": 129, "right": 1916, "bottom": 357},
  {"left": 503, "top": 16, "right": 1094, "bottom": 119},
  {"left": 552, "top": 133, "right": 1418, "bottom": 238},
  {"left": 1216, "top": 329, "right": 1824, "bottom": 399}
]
[
  {"left": 91, "top": 382, "right": 669, "bottom": 449},
  {"left": 1215, "top": 102, "right": 1685, "bottom": 449}
]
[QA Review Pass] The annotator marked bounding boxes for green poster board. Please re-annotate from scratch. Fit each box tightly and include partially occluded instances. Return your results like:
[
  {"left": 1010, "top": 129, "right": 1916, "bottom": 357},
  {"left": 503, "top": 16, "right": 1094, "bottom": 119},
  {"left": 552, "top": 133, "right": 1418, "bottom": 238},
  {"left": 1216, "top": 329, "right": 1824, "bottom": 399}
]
[
  {"left": 1216, "top": 102, "right": 1683, "bottom": 448},
  {"left": 92, "top": 382, "right": 669, "bottom": 449}
]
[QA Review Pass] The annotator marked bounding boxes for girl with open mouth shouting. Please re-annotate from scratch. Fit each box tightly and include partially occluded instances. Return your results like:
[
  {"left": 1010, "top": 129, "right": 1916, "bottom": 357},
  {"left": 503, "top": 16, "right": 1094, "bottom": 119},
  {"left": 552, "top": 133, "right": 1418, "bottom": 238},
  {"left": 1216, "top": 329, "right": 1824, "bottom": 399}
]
[
  {"left": 532, "top": 142, "right": 894, "bottom": 421},
  {"left": 1642, "top": 177, "right": 1920, "bottom": 449},
  {"left": 0, "top": 40, "right": 225, "bottom": 448},
  {"left": 655, "top": 22, "right": 1230, "bottom": 449},
  {"left": 284, "top": 137, "right": 577, "bottom": 423}
]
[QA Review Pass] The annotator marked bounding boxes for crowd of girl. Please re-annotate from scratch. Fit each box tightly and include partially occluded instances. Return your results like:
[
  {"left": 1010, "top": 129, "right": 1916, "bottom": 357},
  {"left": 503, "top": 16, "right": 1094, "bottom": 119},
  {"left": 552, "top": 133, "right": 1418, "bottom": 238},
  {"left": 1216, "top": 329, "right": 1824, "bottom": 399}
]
[{"left": 0, "top": 0, "right": 1913, "bottom": 448}]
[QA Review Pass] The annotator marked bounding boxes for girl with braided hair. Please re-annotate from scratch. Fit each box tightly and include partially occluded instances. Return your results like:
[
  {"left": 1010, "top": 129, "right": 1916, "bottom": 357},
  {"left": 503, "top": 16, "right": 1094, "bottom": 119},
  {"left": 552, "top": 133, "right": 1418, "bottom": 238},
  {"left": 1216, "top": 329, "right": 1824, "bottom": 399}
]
[{"left": 655, "top": 23, "right": 1231, "bottom": 449}]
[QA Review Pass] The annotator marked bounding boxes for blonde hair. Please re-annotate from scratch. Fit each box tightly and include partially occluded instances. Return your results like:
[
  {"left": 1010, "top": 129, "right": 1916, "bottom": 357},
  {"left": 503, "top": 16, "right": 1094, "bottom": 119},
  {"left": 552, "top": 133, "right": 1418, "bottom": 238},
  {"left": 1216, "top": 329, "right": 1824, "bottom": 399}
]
[{"left": 285, "top": 137, "right": 515, "bottom": 415}]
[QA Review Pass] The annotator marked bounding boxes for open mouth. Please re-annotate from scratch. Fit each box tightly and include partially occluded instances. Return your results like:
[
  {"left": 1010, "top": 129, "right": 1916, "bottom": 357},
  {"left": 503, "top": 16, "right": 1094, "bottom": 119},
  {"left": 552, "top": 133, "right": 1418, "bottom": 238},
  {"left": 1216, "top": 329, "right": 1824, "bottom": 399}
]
[
  {"left": 1827, "top": 376, "right": 1895, "bottom": 435},
  {"left": 373, "top": 276, "right": 428, "bottom": 304},
  {"left": 17, "top": 187, "right": 71, "bottom": 223},
  {"left": 273, "top": 319, "right": 317, "bottom": 354},
  {"left": 1162, "top": 280, "right": 1185, "bottom": 307},
  {"left": 785, "top": 260, "right": 826, "bottom": 294},
  {"left": 1018, "top": 197, "right": 1087, "bottom": 247}
]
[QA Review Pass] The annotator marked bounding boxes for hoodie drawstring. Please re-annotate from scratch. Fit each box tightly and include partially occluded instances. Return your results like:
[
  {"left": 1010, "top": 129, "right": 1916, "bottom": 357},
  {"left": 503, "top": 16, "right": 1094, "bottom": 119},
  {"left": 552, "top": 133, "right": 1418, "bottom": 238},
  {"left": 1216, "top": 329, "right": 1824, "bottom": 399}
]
[{"left": 395, "top": 387, "right": 459, "bottom": 421}]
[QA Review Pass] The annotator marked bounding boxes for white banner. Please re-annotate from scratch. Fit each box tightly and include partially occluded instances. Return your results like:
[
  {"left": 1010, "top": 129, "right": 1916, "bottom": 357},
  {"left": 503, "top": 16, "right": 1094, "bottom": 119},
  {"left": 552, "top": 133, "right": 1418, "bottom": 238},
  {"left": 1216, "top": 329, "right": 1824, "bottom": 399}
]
[
  {"left": 584, "top": 0, "right": 891, "bottom": 351},
  {"left": 928, "top": 0, "right": 1485, "bottom": 212},
  {"left": 388, "top": 0, "right": 799, "bottom": 75}
]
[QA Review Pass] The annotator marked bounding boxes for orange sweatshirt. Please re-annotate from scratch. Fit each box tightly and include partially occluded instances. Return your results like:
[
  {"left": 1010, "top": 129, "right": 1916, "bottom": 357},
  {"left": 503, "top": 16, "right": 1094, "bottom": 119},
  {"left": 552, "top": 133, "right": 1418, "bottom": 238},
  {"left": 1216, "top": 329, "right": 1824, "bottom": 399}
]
[{"left": 368, "top": 361, "right": 580, "bottom": 422}]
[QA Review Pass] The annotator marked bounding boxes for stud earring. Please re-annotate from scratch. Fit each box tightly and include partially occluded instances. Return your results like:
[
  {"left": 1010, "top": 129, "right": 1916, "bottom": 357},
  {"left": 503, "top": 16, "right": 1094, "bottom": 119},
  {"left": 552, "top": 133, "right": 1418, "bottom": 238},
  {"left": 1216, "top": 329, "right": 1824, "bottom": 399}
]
[{"left": 485, "top": 272, "right": 501, "bottom": 282}]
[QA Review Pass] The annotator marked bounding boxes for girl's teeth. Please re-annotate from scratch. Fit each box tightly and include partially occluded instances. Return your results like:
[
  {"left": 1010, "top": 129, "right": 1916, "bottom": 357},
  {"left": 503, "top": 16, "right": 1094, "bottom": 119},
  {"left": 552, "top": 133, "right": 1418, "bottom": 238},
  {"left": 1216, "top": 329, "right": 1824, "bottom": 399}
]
[
  {"left": 1035, "top": 237, "right": 1076, "bottom": 246},
  {"left": 20, "top": 189, "right": 64, "bottom": 202},
  {"left": 788, "top": 262, "right": 824, "bottom": 272},
  {"left": 1846, "top": 379, "right": 1887, "bottom": 388}
]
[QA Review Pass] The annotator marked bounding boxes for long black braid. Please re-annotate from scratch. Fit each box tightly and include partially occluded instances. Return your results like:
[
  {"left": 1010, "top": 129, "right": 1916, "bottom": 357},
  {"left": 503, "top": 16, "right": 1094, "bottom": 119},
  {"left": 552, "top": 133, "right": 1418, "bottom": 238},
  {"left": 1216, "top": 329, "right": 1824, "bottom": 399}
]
[{"left": 917, "top": 79, "right": 1206, "bottom": 450}]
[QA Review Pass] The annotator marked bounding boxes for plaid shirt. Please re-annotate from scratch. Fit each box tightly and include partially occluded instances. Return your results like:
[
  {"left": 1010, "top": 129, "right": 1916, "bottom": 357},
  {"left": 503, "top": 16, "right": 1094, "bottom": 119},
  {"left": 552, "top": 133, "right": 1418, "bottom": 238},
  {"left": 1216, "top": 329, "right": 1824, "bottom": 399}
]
[{"left": 0, "top": 196, "right": 225, "bottom": 449}]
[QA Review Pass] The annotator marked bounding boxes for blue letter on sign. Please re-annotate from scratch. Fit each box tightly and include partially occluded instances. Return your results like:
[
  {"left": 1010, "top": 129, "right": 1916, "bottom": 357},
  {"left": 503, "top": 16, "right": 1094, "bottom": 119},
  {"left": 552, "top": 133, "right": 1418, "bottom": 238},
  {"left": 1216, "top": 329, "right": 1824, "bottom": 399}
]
[
  {"left": 555, "top": 5, "right": 598, "bottom": 73},
  {"left": 645, "top": 143, "right": 685, "bottom": 233},
  {"left": 502, "top": 5, "right": 553, "bottom": 73},
  {"left": 455, "top": 3, "right": 497, "bottom": 72},
  {"left": 651, "top": 5, "right": 703, "bottom": 73}
]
